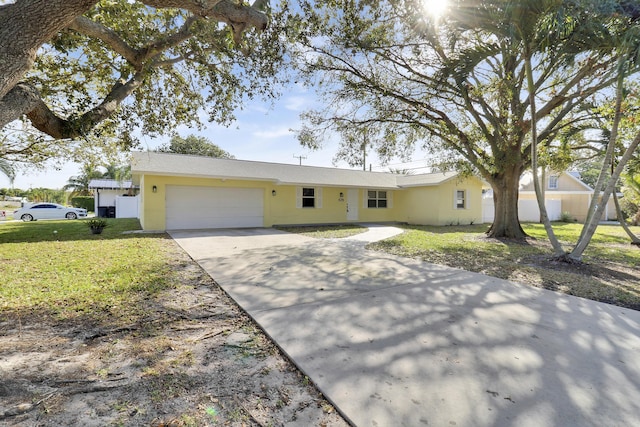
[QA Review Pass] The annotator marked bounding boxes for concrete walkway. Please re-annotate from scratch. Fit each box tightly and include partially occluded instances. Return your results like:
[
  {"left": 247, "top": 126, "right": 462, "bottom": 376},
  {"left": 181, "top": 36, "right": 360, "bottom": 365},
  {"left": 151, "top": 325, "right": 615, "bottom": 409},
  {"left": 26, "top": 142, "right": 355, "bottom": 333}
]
[{"left": 170, "top": 226, "right": 640, "bottom": 427}]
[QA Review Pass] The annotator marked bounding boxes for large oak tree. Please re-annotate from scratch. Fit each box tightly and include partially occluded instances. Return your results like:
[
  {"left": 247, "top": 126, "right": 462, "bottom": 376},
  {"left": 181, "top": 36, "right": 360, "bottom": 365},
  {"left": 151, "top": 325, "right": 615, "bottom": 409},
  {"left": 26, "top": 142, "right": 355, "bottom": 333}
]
[
  {"left": 295, "top": 0, "right": 634, "bottom": 238},
  {"left": 0, "top": 0, "right": 284, "bottom": 166}
]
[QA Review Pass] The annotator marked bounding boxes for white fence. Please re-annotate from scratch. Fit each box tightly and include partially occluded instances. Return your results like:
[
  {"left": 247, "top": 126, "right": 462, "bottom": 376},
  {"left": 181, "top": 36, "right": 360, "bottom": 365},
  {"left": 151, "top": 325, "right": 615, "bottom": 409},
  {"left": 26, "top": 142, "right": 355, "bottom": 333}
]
[
  {"left": 115, "top": 195, "right": 139, "bottom": 218},
  {"left": 483, "top": 197, "right": 561, "bottom": 223}
]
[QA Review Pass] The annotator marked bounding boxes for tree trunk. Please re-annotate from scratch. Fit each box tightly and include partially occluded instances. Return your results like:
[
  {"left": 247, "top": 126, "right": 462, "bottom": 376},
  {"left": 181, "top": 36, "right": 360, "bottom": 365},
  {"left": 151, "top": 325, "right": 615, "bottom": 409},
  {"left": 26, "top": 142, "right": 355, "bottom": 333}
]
[
  {"left": 613, "top": 190, "right": 640, "bottom": 245},
  {"left": 0, "top": 1, "right": 98, "bottom": 100},
  {"left": 569, "top": 65, "right": 638, "bottom": 260},
  {"left": 486, "top": 165, "right": 527, "bottom": 239},
  {"left": 525, "top": 50, "right": 565, "bottom": 256},
  {"left": 570, "top": 129, "right": 640, "bottom": 259}
]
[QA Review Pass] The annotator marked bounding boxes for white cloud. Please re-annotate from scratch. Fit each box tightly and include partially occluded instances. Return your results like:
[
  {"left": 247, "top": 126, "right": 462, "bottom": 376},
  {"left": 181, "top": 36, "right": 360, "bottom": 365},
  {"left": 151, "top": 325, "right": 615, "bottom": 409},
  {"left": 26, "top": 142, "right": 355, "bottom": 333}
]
[
  {"left": 284, "top": 96, "right": 309, "bottom": 112},
  {"left": 252, "top": 126, "right": 293, "bottom": 139}
]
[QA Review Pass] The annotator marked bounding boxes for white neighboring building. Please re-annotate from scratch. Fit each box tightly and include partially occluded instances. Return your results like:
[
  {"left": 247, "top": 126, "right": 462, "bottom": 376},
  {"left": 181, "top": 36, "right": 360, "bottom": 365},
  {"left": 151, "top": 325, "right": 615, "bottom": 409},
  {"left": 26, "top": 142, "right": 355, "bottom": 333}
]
[{"left": 88, "top": 179, "right": 139, "bottom": 218}]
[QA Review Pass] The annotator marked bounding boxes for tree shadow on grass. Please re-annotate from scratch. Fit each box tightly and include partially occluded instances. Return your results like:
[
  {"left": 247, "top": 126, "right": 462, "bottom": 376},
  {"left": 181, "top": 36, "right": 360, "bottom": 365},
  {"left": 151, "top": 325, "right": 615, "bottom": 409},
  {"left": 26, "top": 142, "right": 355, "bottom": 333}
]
[{"left": 367, "top": 224, "right": 640, "bottom": 311}]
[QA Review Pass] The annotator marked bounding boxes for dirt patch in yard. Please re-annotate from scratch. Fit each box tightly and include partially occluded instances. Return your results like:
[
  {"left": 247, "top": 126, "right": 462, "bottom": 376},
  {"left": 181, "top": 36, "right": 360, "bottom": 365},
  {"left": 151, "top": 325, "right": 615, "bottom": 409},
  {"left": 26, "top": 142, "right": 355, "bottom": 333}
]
[{"left": 0, "top": 240, "right": 349, "bottom": 427}]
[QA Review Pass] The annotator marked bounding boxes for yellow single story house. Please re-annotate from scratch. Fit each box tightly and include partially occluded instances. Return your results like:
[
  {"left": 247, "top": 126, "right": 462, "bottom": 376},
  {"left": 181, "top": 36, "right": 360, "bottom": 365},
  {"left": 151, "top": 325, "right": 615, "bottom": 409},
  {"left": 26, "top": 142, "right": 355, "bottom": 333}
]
[{"left": 131, "top": 152, "right": 484, "bottom": 231}]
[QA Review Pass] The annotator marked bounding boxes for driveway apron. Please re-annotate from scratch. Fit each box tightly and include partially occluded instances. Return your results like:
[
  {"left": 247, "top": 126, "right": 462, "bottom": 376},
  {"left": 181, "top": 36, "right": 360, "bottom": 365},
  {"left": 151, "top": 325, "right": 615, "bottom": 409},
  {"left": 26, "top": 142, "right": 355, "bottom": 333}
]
[{"left": 170, "top": 227, "right": 640, "bottom": 427}]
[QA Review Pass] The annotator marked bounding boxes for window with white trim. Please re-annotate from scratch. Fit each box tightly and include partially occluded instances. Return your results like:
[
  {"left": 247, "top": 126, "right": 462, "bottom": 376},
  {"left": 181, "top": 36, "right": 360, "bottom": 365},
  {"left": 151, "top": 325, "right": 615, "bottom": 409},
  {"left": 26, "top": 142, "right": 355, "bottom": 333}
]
[
  {"left": 548, "top": 175, "right": 559, "bottom": 190},
  {"left": 367, "top": 190, "right": 388, "bottom": 208},
  {"left": 296, "top": 187, "right": 322, "bottom": 208},
  {"left": 455, "top": 190, "right": 466, "bottom": 209}
]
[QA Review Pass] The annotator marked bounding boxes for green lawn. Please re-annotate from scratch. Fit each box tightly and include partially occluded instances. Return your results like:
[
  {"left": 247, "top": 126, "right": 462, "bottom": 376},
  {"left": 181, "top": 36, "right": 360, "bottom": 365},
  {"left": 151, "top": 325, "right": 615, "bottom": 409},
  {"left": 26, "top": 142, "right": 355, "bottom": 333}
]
[
  {"left": 0, "top": 218, "right": 171, "bottom": 323},
  {"left": 368, "top": 223, "right": 640, "bottom": 310}
]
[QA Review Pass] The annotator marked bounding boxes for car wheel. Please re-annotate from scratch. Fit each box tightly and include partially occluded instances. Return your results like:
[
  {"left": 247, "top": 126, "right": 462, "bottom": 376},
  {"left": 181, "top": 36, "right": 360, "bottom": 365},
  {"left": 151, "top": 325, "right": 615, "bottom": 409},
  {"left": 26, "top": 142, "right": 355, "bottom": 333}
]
[
  {"left": 66, "top": 212, "right": 78, "bottom": 220},
  {"left": 21, "top": 214, "right": 34, "bottom": 222}
]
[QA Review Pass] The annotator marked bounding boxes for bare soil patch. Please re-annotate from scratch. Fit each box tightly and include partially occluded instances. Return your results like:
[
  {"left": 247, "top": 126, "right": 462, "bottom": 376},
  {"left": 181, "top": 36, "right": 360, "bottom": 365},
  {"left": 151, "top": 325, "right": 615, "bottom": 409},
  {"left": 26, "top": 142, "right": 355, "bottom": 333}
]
[{"left": 0, "top": 240, "right": 348, "bottom": 427}]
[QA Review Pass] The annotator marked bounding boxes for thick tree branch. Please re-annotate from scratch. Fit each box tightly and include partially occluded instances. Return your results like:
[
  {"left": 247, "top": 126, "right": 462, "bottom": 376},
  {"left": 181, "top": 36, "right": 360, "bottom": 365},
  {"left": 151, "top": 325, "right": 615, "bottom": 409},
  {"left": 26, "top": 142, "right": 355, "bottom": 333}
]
[
  {"left": 140, "top": 16, "right": 200, "bottom": 61},
  {"left": 0, "top": 83, "right": 44, "bottom": 130},
  {"left": 68, "top": 14, "right": 200, "bottom": 70},
  {"left": 0, "top": 0, "right": 270, "bottom": 141},
  {"left": 141, "top": 0, "right": 268, "bottom": 44},
  {"left": 67, "top": 16, "right": 140, "bottom": 66},
  {"left": 0, "top": 0, "right": 99, "bottom": 99},
  {"left": 25, "top": 73, "right": 144, "bottom": 139}
]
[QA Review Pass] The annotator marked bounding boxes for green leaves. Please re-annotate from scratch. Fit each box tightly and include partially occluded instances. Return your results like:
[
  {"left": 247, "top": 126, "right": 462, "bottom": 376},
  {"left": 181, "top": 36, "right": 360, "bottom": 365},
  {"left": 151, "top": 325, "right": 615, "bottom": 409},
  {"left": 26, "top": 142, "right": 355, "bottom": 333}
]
[
  {"left": 2, "top": 0, "right": 288, "bottom": 168},
  {"left": 156, "top": 134, "right": 235, "bottom": 158}
]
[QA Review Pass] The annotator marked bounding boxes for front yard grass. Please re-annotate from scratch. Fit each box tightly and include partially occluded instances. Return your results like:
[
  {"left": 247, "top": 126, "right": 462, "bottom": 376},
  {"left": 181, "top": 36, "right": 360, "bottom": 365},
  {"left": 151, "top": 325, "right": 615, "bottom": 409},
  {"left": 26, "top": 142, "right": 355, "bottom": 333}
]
[
  {"left": 0, "top": 218, "right": 170, "bottom": 323},
  {"left": 368, "top": 223, "right": 640, "bottom": 310}
]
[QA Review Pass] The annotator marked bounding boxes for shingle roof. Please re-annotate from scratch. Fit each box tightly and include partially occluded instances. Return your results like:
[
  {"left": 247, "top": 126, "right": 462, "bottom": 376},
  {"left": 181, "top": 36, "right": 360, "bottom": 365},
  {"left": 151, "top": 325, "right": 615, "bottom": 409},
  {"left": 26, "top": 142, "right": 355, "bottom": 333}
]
[
  {"left": 396, "top": 172, "right": 458, "bottom": 187},
  {"left": 131, "top": 152, "right": 460, "bottom": 189}
]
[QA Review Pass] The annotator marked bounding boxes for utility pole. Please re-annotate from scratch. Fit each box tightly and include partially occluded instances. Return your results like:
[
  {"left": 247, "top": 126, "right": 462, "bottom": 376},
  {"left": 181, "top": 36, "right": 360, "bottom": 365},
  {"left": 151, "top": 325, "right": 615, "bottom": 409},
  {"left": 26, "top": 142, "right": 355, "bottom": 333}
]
[
  {"left": 293, "top": 154, "right": 307, "bottom": 165},
  {"left": 362, "top": 141, "right": 366, "bottom": 171}
]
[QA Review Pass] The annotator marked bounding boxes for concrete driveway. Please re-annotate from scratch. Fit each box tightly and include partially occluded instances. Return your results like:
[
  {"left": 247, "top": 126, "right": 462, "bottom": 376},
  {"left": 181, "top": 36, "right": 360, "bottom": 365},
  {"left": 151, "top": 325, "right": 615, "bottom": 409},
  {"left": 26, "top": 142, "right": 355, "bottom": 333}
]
[{"left": 170, "top": 226, "right": 640, "bottom": 427}]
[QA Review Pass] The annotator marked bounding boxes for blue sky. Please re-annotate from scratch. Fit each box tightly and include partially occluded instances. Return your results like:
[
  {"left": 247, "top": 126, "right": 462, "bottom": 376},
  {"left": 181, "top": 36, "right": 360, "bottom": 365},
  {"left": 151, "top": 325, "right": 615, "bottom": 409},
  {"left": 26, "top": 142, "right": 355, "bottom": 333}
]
[{"left": 2, "top": 83, "right": 431, "bottom": 190}]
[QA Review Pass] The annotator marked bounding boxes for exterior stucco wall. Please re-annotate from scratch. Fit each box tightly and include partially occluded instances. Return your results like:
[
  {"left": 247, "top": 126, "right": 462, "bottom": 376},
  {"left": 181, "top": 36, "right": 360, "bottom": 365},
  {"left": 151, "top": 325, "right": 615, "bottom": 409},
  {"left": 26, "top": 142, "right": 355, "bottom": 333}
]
[
  {"left": 138, "top": 175, "right": 402, "bottom": 229},
  {"left": 271, "top": 186, "right": 353, "bottom": 225},
  {"left": 396, "top": 178, "right": 483, "bottom": 226},
  {"left": 559, "top": 194, "right": 590, "bottom": 222},
  {"left": 554, "top": 174, "right": 590, "bottom": 191},
  {"left": 520, "top": 192, "right": 589, "bottom": 221},
  {"left": 137, "top": 174, "right": 483, "bottom": 230},
  {"left": 517, "top": 193, "right": 619, "bottom": 222},
  {"left": 357, "top": 189, "right": 398, "bottom": 223},
  {"left": 270, "top": 187, "right": 397, "bottom": 225},
  {"left": 606, "top": 199, "right": 618, "bottom": 220},
  {"left": 394, "top": 186, "right": 440, "bottom": 225}
]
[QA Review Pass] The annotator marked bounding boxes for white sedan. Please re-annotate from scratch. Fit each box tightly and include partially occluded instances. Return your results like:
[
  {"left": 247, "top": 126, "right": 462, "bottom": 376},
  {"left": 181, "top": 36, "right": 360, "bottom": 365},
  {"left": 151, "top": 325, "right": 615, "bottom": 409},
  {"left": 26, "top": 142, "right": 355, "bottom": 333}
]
[{"left": 13, "top": 203, "right": 88, "bottom": 221}]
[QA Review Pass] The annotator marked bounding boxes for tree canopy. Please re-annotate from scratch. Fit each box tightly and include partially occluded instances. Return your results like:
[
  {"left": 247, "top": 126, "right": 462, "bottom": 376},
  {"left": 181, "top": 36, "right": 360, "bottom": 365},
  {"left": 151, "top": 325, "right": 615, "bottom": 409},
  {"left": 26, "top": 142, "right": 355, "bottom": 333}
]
[
  {"left": 0, "top": 0, "right": 287, "bottom": 168},
  {"left": 295, "top": 0, "right": 640, "bottom": 239},
  {"left": 63, "top": 163, "right": 104, "bottom": 196},
  {"left": 156, "top": 134, "right": 235, "bottom": 158}
]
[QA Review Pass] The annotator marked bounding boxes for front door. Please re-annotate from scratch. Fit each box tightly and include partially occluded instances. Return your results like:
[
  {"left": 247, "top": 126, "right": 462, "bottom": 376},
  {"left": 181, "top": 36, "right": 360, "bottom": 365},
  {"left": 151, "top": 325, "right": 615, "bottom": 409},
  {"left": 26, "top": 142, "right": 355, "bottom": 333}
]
[{"left": 347, "top": 189, "right": 359, "bottom": 221}]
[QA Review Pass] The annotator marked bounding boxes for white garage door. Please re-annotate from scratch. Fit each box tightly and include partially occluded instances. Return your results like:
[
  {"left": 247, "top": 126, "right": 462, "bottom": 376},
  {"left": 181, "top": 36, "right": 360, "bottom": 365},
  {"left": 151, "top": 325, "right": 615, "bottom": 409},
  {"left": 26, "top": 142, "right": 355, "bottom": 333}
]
[{"left": 166, "top": 186, "right": 264, "bottom": 229}]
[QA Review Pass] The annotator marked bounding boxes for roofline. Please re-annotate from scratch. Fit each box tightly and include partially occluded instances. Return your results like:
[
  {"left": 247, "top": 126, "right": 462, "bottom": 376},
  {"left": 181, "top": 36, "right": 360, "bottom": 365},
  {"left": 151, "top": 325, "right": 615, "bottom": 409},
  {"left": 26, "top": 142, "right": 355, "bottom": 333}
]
[
  {"left": 131, "top": 170, "right": 278, "bottom": 183},
  {"left": 519, "top": 190, "right": 593, "bottom": 195},
  {"left": 130, "top": 152, "right": 467, "bottom": 188},
  {"left": 559, "top": 171, "right": 593, "bottom": 191},
  {"left": 131, "top": 151, "right": 394, "bottom": 177},
  {"left": 131, "top": 170, "right": 403, "bottom": 189},
  {"left": 396, "top": 174, "right": 458, "bottom": 188},
  {"left": 88, "top": 180, "right": 138, "bottom": 190}
]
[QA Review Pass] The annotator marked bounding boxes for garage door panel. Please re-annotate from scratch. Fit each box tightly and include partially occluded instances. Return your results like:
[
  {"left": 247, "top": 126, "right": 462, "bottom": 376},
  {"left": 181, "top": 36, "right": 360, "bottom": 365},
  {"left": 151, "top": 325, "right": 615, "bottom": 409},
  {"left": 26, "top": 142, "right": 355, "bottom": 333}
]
[{"left": 166, "top": 186, "right": 264, "bottom": 229}]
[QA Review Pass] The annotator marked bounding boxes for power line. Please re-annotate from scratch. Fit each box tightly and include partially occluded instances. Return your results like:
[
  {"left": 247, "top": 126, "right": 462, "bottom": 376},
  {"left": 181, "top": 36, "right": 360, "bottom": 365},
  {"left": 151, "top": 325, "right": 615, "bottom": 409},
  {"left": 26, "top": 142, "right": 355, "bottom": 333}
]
[
  {"left": 293, "top": 154, "right": 307, "bottom": 165},
  {"left": 370, "top": 160, "right": 431, "bottom": 170}
]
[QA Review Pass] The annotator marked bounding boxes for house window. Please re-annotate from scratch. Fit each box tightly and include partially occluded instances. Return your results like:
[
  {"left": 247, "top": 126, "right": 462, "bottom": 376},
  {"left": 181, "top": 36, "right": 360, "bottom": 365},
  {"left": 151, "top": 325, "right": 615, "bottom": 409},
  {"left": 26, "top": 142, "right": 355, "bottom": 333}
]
[
  {"left": 302, "top": 187, "right": 315, "bottom": 208},
  {"left": 455, "top": 190, "right": 466, "bottom": 209},
  {"left": 548, "top": 175, "right": 559, "bottom": 190},
  {"left": 296, "top": 187, "right": 322, "bottom": 208},
  {"left": 367, "top": 190, "right": 387, "bottom": 208}
]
